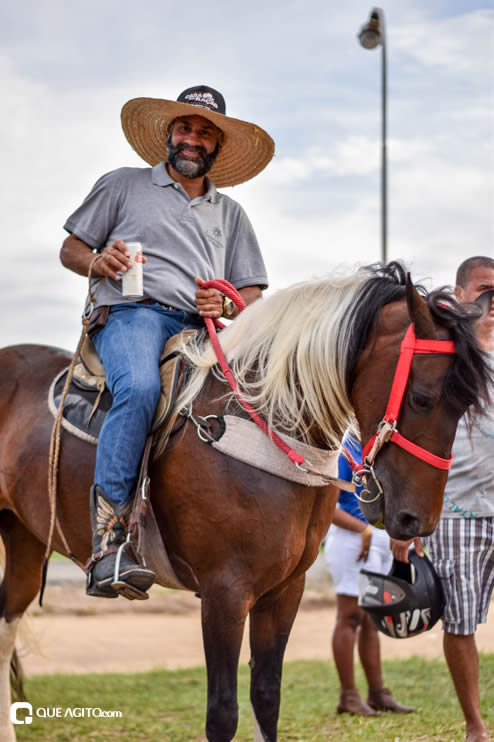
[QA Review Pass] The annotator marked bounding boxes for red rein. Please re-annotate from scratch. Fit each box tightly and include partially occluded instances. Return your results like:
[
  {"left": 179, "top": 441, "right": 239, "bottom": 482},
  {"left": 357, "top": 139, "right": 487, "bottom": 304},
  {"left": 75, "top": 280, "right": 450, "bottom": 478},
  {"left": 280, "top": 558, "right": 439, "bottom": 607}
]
[
  {"left": 201, "top": 280, "right": 305, "bottom": 466},
  {"left": 201, "top": 281, "right": 456, "bottom": 477}
]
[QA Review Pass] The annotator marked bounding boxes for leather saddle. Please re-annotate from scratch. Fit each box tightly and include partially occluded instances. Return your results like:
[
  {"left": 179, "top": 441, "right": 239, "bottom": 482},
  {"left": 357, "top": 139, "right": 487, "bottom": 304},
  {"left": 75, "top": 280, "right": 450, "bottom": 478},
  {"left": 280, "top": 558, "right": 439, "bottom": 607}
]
[{"left": 49, "top": 329, "right": 198, "bottom": 444}]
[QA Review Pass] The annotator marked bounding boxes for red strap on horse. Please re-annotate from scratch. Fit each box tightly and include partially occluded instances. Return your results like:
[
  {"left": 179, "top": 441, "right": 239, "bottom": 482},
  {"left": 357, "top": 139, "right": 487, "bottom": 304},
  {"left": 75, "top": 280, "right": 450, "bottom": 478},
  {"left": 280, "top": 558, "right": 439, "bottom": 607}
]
[
  {"left": 340, "top": 444, "right": 360, "bottom": 472},
  {"left": 200, "top": 283, "right": 456, "bottom": 480},
  {"left": 361, "top": 324, "right": 456, "bottom": 471},
  {"left": 380, "top": 325, "right": 455, "bottom": 427},
  {"left": 200, "top": 280, "right": 305, "bottom": 467},
  {"left": 389, "top": 430, "right": 453, "bottom": 470}
]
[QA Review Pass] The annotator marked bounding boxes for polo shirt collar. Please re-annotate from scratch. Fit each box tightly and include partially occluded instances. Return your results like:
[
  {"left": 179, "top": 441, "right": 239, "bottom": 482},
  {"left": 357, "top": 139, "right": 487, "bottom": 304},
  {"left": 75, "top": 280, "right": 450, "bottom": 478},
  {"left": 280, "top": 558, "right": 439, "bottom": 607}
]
[{"left": 152, "top": 162, "right": 219, "bottom": 203}]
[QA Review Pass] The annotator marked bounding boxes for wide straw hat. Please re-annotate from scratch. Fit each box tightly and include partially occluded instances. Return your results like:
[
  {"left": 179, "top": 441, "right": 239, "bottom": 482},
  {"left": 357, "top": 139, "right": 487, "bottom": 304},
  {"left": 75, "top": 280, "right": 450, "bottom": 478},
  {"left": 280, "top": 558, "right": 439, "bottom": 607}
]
[{"left": 121, "top": 85, "right": 275, "bottom": 188}]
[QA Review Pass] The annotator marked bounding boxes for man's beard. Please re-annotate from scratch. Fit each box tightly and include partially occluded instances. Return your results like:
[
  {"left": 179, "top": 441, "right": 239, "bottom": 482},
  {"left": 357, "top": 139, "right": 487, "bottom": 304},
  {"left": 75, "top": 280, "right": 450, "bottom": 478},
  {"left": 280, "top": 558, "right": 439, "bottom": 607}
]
[{"left": 167, "top": 136, "right": 220, "bottom": 179}]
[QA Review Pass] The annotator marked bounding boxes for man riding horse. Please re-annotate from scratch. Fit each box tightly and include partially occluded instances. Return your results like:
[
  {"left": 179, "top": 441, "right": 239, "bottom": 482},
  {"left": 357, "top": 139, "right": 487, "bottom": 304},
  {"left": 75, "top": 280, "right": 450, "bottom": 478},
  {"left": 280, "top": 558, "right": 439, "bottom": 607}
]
[{"left": 60, "top": 85, "right": 274, "bottom": 599}]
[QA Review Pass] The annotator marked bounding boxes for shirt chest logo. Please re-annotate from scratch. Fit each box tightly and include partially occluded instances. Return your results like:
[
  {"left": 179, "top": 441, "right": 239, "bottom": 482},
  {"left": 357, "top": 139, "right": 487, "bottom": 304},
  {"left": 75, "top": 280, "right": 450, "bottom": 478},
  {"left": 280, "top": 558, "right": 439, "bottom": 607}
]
[{"left": 205, "top": 225, "right": 224, "bottom": 248}]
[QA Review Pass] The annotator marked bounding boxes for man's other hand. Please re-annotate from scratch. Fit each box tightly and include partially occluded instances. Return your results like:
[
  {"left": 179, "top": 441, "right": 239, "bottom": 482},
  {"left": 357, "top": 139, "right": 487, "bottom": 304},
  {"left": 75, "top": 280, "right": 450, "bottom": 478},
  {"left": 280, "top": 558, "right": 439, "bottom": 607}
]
[{"left": 96, "top": 240, "right": 147, "bottom": 281}]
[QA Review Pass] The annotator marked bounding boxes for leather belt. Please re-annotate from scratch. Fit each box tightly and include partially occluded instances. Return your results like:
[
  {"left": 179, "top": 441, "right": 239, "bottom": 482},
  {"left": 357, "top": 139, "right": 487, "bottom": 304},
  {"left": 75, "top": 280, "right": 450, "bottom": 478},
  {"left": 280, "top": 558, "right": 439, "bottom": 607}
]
[{"left": 138, "top": 298, "right": 180, "bottom": 312}]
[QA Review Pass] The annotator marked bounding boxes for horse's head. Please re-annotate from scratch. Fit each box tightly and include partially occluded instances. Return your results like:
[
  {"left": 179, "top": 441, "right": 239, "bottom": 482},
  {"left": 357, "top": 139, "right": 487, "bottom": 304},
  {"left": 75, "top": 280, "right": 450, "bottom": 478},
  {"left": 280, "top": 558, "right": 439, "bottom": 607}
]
[{"left": 351, "top": 272, "right": 492, "bottom": 540}]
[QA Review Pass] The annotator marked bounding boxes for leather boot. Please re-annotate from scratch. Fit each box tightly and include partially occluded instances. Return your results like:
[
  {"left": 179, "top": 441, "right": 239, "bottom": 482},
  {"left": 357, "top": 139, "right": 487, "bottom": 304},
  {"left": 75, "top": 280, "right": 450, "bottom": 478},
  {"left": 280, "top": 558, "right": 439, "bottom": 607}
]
[
  {"left": 337, "top": 688, "right": 381, "bottom": 716},
  {"left": 367, "top": 687, "right": 415, "bottom": 713},
  {"left": 86, "top": 485, "right": 155, "bottom": 600}
]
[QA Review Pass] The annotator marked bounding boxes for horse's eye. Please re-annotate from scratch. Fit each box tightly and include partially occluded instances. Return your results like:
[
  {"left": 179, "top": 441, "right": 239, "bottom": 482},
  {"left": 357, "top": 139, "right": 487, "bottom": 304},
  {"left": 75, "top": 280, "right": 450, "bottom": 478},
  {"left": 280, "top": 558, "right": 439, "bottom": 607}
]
[{"left": 410, "top": 392, "right": 435, "bottom": 412}]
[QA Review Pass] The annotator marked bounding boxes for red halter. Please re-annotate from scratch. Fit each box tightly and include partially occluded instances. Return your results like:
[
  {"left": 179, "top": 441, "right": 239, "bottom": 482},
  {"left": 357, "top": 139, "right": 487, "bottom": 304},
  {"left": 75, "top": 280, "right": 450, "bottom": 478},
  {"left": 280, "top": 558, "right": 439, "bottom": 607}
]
[{"left": 346, "top": 324, "right": 456, "bottom": 489}]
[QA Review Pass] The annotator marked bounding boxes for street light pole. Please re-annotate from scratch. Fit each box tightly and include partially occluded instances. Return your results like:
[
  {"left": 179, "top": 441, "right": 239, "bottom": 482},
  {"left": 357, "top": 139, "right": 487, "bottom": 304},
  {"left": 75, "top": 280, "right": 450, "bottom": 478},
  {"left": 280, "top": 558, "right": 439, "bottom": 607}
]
[{"left": 358, "top": 7, "right": 388, "bottom": 264}]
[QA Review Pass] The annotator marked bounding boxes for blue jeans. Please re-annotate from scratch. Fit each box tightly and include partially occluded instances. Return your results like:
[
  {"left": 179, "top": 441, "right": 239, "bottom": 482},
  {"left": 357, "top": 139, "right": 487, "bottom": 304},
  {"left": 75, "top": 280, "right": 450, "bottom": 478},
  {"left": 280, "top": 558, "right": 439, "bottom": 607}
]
[{"left": 92, "top": 302, "right": 203, "bottom": 505}]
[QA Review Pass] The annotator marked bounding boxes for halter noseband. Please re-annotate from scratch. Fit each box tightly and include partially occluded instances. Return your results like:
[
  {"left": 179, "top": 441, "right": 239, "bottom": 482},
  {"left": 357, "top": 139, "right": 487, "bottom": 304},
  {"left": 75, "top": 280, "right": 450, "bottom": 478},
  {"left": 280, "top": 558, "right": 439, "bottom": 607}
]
[{"left": 347, "top": 323, "right": 456, "bottom": 504}]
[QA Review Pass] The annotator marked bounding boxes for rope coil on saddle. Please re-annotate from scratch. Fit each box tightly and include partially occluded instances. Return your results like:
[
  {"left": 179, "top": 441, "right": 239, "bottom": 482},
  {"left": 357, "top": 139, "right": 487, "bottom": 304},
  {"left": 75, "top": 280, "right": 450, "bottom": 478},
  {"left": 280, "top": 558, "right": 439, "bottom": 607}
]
[{"left": 42, "top": 256, "right": 104, "bottom": 603}]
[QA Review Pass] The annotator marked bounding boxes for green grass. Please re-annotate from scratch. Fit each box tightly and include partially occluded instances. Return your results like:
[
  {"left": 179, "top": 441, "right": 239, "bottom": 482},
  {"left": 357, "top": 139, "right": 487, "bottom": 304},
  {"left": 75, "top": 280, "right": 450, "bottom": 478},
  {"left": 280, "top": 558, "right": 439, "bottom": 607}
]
[{"left": 16, "top": 655, "right": 494, "bottom": 741}]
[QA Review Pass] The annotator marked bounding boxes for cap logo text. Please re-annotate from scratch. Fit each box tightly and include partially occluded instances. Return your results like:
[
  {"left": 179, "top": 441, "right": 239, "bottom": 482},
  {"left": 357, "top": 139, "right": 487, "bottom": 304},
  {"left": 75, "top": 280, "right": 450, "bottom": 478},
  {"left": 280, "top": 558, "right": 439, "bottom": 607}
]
[{"left": 184, "top": 92, "right": 219, "bottom": 110}]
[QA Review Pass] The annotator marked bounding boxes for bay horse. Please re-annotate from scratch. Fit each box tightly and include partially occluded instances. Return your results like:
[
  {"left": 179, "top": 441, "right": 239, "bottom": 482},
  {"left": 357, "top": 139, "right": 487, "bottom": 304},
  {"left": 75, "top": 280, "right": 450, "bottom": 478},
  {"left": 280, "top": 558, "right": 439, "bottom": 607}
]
[{"left": 0, "top": 262, "right": 490, "bottom": 741}]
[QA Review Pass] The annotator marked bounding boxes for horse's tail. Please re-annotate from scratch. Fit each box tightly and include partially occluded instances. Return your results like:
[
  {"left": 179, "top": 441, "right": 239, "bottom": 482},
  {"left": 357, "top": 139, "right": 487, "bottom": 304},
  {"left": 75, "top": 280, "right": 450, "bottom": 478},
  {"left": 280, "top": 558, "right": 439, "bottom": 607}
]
[
  {"left": 10, "top": 649, "right": 26, "bottom": 701},
  {"left": 0, "top": 537, "right": 37, "bottom": 701}
]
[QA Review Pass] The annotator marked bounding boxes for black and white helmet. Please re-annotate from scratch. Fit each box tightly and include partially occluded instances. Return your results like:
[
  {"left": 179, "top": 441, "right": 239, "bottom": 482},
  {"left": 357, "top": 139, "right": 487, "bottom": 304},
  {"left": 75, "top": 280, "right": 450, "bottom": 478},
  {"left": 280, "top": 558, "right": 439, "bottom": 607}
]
[{"left": 358, "top": 549, "right": 445, "bottom": 639}]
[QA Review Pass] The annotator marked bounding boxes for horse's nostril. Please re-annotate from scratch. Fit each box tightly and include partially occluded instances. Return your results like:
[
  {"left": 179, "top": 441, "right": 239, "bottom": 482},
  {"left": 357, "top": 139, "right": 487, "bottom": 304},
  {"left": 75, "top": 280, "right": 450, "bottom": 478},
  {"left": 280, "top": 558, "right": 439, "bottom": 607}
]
[{"left": 398, "top": 512, "right": 421, "bottom": 538}]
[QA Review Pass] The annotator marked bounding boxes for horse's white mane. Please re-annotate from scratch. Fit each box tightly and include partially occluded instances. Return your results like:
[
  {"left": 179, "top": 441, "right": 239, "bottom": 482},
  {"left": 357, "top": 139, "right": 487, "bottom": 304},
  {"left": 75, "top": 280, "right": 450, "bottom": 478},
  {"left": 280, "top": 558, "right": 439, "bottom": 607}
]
[{"left": 175, "top": 272, "right": 367, "bottom": 449}]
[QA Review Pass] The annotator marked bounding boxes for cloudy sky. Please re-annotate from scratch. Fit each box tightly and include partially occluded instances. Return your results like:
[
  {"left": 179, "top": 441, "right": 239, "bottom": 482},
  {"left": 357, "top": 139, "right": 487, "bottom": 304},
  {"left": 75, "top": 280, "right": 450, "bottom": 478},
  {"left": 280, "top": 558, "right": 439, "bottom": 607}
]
[{"left": 2, "top": 0, "right": 493, "bottom": 351}]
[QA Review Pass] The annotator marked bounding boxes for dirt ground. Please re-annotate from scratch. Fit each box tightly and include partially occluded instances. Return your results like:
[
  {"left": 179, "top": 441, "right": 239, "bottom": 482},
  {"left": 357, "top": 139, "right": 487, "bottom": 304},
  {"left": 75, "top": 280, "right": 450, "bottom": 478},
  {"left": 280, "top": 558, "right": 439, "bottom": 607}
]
[{"left": 19, "top": 558, "right": 494, "bottom": 676}]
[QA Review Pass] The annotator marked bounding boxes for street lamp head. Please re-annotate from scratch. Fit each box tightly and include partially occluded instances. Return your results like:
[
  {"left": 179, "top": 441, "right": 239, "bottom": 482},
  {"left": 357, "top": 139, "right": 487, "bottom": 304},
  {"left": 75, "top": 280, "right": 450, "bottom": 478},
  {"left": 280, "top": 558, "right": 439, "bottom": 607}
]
[
  {"left": 356, "top": 6, "right": 388, "bottom": 264},
  {"left": 358, "top": 9, "right": 383, "bottom": 49}
]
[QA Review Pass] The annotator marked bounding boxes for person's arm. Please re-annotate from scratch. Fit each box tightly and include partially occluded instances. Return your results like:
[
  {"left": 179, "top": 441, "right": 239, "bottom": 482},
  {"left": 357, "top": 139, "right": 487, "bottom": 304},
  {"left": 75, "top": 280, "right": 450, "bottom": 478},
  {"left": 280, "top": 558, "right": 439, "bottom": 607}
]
[
  {"left": 332, "top": 508, "right": 374, "bottom": 563},
  {"left": 194, "top": 277, "right": 261, "bottom": 319},
  {"left": 60, "top": 234, "right": 145, "bottom": 281},
  {"left": 237, "top": 285, "right": 262, "bottom": 310}
]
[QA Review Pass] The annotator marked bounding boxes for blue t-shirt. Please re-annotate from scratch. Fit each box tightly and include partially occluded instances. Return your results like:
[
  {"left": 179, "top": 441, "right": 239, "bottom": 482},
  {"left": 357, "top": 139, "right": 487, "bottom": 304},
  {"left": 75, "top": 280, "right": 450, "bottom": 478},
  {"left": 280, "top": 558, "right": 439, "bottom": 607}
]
[{"left": 337, "top": 432, "right": 366, "bottom": 523}]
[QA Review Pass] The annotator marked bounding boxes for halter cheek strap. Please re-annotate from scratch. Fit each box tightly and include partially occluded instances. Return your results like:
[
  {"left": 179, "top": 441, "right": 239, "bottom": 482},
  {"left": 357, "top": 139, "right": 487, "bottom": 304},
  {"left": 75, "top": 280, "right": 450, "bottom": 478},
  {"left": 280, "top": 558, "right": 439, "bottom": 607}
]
[{"left": 353, "top": 324, "right": 456, "bottom": 477}]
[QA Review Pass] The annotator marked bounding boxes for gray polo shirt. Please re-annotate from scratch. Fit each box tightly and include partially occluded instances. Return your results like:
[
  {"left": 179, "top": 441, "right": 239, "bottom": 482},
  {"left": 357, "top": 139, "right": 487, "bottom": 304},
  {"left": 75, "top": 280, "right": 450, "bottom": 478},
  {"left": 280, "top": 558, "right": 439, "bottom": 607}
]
[
  {"left": 64, "top": 163, "right": 268, "bottom": 312},
  {"left": 441, "top": 354, "right": 494, "bottom": 518}
]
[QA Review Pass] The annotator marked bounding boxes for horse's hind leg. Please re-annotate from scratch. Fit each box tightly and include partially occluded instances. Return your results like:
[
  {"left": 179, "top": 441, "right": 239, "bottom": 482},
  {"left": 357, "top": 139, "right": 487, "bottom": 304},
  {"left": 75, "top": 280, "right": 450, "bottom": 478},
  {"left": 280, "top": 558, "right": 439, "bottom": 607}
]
[
  {"left": 201, "top": 580, "right": 252, "bottom": 742},
  {"left": 0, "top": 617, "right": 21, "bottom": 741},
  {"left": 0, "top": 512, "right": 46, "bottom": 741},
  {"left": 249, "top": 574, "right": 305, "bottom": 742}
]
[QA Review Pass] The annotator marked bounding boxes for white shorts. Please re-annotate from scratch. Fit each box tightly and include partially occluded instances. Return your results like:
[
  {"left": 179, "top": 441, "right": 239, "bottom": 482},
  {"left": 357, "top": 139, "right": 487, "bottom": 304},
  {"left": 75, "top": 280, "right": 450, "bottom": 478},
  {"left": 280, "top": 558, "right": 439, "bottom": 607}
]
[{"left": 324, "top": 524, "right": 393, "bottom": 597}]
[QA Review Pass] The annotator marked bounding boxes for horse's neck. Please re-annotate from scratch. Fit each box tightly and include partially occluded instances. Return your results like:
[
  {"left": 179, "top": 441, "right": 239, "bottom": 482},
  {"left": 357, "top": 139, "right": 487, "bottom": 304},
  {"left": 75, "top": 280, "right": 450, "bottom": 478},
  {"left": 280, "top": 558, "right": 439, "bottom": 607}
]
[
  {"left": 195, "top": 373, "right": 246, "bottom": 419},
  {"left": 196, "top": 373, "right": 340, "bottom": 451}
]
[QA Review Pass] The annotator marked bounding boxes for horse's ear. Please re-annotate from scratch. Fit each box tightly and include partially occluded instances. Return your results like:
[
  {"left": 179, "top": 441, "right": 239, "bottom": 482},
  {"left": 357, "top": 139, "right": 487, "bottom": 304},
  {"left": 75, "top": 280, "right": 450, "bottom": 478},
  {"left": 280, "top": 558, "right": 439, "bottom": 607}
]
[
  {"left": 474, "top": 289, "right": 494, "bottom": 320},
  {"left": 406, "top": 273, "right": 436, "bottom": 338}
]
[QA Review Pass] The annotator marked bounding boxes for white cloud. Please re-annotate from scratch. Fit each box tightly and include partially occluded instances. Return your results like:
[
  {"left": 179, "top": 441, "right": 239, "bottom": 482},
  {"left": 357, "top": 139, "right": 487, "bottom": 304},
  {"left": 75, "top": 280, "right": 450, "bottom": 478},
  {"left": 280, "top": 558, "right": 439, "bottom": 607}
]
[
  {"left": 393, "top": 9, "right": 494, "bottom": 74},
  {"left": 261, "top": 135, "right": 380, "bottom": 184},
  {"left": 0, "top": 1, "right": 493, "bottom": 351}
]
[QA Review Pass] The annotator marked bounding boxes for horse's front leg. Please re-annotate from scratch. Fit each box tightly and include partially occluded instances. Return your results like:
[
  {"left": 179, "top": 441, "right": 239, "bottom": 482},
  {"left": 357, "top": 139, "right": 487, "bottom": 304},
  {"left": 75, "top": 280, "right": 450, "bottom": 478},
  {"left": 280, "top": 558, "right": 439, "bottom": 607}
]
[
  {"left": 249, "top": 574, "right": 305, "bottom": 742},
  {"left": 0, "top": 512, "right": 47, "bottom": 741},
  {"left": 201, "top": 579, "right": 252, "bottom": 742}
]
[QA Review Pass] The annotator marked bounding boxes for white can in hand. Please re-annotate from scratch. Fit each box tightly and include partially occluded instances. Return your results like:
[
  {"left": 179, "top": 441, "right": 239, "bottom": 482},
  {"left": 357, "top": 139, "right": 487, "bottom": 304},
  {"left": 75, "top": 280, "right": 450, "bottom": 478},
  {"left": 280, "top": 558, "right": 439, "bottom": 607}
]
[{"left": 121, "top": 241, "right": 144, "bottom": 297}]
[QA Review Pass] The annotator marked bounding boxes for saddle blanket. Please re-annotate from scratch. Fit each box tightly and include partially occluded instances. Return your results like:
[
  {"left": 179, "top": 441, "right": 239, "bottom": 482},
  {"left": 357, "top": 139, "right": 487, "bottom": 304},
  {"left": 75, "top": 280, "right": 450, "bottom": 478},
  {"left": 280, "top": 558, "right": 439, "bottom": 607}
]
[{"left": 212, "top": 415, "right": 339, "bottom": 487}]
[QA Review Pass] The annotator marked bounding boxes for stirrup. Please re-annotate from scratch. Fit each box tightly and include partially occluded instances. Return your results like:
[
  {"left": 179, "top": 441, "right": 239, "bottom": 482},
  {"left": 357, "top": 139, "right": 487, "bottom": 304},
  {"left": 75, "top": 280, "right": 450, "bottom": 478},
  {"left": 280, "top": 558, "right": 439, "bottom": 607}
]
[
  {"left": 112, "top": 581, "right": 149, "bottom": 601},
  {"left": 111, "top": 535, "right": 150, "bottom": 601}
]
